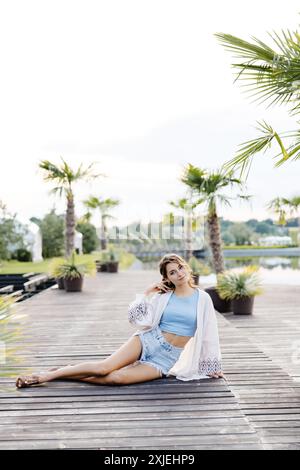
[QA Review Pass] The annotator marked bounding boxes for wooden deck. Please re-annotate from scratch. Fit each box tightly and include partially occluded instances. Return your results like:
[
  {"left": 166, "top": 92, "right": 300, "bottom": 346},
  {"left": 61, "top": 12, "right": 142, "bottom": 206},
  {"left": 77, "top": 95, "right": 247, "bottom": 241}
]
[
  {"left": 215, "top": 283, "right": 300, "bottom": 450},
  {"left": 0, "top": 271, "right": 299, "bottom": 450}
]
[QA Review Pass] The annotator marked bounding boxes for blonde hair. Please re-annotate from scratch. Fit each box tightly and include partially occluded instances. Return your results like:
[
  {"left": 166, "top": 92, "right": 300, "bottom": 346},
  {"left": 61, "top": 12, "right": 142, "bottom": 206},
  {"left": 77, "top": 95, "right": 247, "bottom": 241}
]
[{"left": 158, "top": 253, "right": 197, "bottom": 291}]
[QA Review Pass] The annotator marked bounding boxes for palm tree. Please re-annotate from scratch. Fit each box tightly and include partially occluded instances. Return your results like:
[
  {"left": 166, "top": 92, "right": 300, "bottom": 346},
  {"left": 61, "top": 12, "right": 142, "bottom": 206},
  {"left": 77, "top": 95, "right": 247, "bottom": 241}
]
[
  {"left": 169, "top": 198, "right": 198, "bottom": 259},
  {"left": 286, "top": 196, "right": 300, "bottom": 217},
  {"left": 181, "top": 164, "right": 249, "bottom": 274},
  {"left": 39, "top": 158, "right": 101, "bottom": 257},
  {"left": 215, "top": 30, "right": 300, "bottom": 176},
  {"left": 83, "top": 196, "right": 120, "bottom": 250},
  {"left": 268, "top": 195, "right": 300, "bottom": 226},
  {"left": 267, "top": 197, "right": 289, "bottom": 226}
]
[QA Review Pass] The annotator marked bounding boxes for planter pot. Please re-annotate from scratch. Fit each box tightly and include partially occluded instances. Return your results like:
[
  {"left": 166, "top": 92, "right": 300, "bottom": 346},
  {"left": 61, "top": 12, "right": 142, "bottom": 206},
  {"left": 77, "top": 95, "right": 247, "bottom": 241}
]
[
  {"left": 64, "top": 276, "right": 84, "bottom": 292},
  {"left": 192, "top": 274, "right": 199, "bottom": 285},
  {"left": 232, "top": 296, "right": 254, "bottom": 315},
  {"left": 107, "top": 262, "right": 119, "bottom": 273},
  {"left": 204, "top": 286, "right": 232, "bottom": 313},
  {"left": 95, "top": 261, "right": 108, "bottom": 272},
  {"left": 95, "top": 260, "right": 100, "bottom": 271},
  {"left": 100, "top": 263, "right": 108, "bottom": 272},
  {"left": 56, "top": 277, "right": 65, "bottom": 290}
]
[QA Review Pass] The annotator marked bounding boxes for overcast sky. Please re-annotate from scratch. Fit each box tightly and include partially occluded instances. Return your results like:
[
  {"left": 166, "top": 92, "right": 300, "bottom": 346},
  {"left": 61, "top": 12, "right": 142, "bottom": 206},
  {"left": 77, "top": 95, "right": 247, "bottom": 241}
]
[{"left": 1, "top": 0, "right": 300, "bottom": 229}]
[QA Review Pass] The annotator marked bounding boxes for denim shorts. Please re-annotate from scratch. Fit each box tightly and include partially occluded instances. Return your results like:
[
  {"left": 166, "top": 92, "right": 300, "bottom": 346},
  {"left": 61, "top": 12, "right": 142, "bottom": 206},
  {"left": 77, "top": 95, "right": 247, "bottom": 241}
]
[{"left": 137, "top": 325, "right": 184, "bottom": 377}]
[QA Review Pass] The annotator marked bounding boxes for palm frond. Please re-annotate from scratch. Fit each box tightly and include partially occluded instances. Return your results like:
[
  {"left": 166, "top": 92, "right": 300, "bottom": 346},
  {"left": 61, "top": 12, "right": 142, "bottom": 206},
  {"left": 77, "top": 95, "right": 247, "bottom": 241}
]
[
  {"left": 273, "top": 134, "right": 300, "bottom": 166},
  {"left": 50, "top": 186, "right": 65, "bottom": 198},
  {"left": 215, "top": 33, "right": 276, "bottom": 62},
  {"left": 83, "top": 196, "right": 101, "bottom": 210},
  {"left": 169, "top": 198, "right": 188, "bottom": 210},
  {"left": 215, "top": 30, "right": 300, "bottom": 114},
  {"left": 223, "top": 120, "right": 292, "bottom": 176},
  {"left": 216, "top": 195, "right": 233, "bottom": 208},
  {"left": 236, "top": 194, "right": 253, "bottom": 202},
  {"left": 39, "top": 160, "right": 66, "bottom": 182},
  {"left": 40, "top": 159, "right": 104, "bottom": 191},
  {"left": 73, "top": 161, "right": 104, "bottom": 182},
  {"left": 82, "top": 196, "right": 120, "bottom": 217},
  {"left": 289, "top": 195, "right": 300, "bottom": 208}
]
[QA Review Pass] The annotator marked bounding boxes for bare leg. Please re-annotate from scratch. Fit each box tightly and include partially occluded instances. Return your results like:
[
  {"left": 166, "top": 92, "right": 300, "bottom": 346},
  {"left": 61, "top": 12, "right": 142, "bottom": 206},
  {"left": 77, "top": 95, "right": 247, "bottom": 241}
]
[
  {"left": 47, "top": 365, "right": 89, "bottom": 381},
  {"left": 26, "top": 335, "right": 143, "bottom": 384},
  {"left": 49, "top": 368, "right": 96, "bottom": 381},
  {"left": 67, "top": 363, "right": 163, "bottom": 386}
]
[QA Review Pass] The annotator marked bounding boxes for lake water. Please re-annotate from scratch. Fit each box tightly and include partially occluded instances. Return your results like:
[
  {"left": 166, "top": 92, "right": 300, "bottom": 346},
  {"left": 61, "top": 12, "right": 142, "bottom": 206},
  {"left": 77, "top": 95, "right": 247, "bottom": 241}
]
[{"left": 132, "top": 256, "right": 300, "bottom": 285}]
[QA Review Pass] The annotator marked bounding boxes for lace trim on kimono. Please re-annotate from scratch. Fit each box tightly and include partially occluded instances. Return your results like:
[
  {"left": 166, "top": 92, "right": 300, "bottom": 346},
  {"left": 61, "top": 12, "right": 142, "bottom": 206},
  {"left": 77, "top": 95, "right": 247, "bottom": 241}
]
[
  {"left": 198, "top": 357, "right": 222, "bottom": 375},
  {"left": 128, "top": 300, "right": 148, "bottom": 324}
]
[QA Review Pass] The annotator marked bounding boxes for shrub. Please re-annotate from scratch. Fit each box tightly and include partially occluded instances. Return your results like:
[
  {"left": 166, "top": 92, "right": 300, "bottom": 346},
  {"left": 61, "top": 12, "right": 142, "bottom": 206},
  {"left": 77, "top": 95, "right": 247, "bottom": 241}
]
[
  {"left": 12, "top": 248, "right": 32, "bottom": 262},
  {"left": 216, "top": 266, "right": 263, "bottom": 300},
  {"left": 76, "top": 222, "right": 98, "bottom": 254}
]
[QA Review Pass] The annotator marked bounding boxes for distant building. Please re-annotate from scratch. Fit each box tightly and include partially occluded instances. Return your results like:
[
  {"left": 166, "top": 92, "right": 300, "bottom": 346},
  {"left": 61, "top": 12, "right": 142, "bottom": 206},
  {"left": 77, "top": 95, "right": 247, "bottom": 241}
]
[
  {"left": 74, "top": 230, "right": 83, "bottom": 255},
  {"left": 25, "top": 221, "right": 43, "bottom": 262},
  {"left": 258, "top": 235, "right": 293, "bottom": 247},
  {"left": 288, "top": 227, "right": 300, "bottom": 246}
]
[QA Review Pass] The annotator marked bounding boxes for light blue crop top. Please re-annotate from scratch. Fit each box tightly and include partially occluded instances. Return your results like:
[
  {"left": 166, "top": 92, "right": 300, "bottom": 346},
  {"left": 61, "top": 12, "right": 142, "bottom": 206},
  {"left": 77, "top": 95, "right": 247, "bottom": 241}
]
[{"left": 159, "top": 289, "right": 199, "bottom": 336}]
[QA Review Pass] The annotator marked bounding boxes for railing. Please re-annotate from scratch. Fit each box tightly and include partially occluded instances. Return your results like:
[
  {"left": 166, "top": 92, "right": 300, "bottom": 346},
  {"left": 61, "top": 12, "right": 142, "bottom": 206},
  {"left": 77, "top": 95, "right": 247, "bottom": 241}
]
[
  {"left": 23, "top": 274, "right": 50, "bottom": 293},
  {"left": 131, "top": 248, "right": 207, "bottom": 259},
  {"left": 0, "top": 285, "right": 14, "bottom": 294},
  {"left": 0, "top": 273, "right": 55, "bottom": 302}
]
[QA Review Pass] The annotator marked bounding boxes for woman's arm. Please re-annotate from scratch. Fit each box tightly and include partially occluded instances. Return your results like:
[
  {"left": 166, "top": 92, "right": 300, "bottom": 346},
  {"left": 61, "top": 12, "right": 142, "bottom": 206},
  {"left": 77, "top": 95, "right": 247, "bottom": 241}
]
[
  {"left": 144, "top": 281, "right": 173, "bottom": 296},
  {"left": 127, "top": 295, "right": 152, "bottom": 328},
  {"left": 127, "top": 281, "right": 172, "bottom": 329},
  {"left": 127, "top": 291, "right": 157, "bottom": 329}
]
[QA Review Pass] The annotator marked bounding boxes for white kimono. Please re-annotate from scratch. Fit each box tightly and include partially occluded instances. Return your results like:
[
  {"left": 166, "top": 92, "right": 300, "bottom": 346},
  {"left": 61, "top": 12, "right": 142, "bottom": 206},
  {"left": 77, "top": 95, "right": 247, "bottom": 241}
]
[{"left": 128, "top": 287, "right": 222, "bottom": 381}]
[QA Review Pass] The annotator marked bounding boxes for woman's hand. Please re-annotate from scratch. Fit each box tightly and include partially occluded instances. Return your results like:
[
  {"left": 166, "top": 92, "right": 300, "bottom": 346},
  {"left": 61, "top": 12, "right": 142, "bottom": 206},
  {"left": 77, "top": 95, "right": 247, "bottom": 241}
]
[{"left": 144, "top": 281, "right": 173, "bottom": 296}]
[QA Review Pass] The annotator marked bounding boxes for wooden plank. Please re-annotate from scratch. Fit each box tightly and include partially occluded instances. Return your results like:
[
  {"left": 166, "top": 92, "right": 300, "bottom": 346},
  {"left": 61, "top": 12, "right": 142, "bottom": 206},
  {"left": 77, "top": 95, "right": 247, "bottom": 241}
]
[
  {"left": 216, "top": 283, "right": 300, "bottom": 380},
  {"left": 206, "top": 298, "right": 300, "bottom": 449},
  {"left": 0, "top": 415, "right": 252, "bottom": 425},
  {"left": 0, "top": 433, "right": 262, "bottom": 450}
]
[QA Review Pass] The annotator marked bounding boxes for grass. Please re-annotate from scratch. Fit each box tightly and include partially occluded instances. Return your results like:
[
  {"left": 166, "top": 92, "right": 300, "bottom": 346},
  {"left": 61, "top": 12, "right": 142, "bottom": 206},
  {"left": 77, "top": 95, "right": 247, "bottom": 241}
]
[{"left": 0, "top": 250, "right": 137, "bottom": 274}]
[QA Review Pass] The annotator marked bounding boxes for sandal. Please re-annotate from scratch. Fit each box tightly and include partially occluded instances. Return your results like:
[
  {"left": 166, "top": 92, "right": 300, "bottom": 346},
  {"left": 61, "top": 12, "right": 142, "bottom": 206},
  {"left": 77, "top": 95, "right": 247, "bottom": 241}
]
[{"left": 15, "top": 375, "right": 41, "bottom": 389}]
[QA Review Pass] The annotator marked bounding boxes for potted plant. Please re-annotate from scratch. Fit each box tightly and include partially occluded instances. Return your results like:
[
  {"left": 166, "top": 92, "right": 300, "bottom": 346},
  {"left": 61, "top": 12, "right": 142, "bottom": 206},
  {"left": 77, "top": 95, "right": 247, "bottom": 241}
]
[
  {"left": 48, "top": 258, "right": 66, "bottom": 289},
  {"left": 205, "top": 284, "right": 232, "bottom": 313},
  {"left": 204, "top": 266, "right": 232, "bottom": 313},
  {"left": 216, "top": 266, "right": 263, "bottom": 315},
  {"left": 106, "top": 248, "right": 119, "bottom": 273},
  {"left": 188, "top": 256, "right": 211, "bottom": 285},
  {"left": 58, "top": 252, "right": 96, "bottom": 292},
  {"left": 95, "top": 250, "right": 110, "bottom": 272}
]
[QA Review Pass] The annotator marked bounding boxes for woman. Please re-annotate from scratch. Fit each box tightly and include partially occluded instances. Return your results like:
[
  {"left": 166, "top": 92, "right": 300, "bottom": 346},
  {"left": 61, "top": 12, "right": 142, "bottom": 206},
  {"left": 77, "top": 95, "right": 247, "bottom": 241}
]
[{"left": 16, "top": 253, "right": 224, "bottom": 388}]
